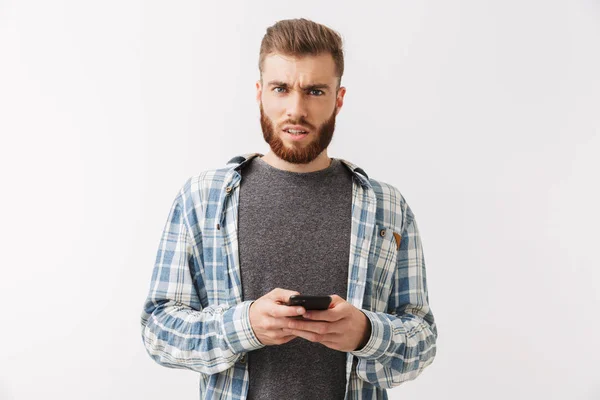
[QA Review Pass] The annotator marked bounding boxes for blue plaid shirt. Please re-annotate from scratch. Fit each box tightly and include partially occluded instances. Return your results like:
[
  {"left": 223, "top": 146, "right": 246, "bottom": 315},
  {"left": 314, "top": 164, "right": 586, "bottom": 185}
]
[{"left": 140, "top": 153, "right": 438, "bottom": 399}]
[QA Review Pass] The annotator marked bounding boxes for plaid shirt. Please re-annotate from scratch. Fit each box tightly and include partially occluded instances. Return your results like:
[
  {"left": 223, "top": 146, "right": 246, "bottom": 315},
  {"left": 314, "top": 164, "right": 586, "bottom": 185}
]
[{"left": 140, "top": 153, "right": 437, "bottom": 399}]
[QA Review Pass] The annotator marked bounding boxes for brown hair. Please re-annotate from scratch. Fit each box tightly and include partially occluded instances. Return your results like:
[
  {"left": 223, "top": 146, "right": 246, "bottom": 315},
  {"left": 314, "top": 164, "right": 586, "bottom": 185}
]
[{"left": 258, "top": 18, "right": 344, "bottom": 89}]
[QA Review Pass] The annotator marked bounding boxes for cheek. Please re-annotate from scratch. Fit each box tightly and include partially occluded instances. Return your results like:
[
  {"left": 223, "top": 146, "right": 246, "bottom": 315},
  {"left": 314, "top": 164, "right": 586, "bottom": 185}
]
[
  {"left": 262, "top": 102, "right": 283, "bottom": 123},
  {"left": 313, "top": 102, "right": 335, "bottom": 118}
]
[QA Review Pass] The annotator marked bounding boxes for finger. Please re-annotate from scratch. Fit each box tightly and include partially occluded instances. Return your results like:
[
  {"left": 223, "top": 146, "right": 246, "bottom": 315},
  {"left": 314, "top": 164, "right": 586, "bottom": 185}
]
[
  {"left": 301, "top": 310, "right": 335, "bottom": 321},
  {"left": 329, "top": 294, "right": 346, "bottom": 307},
  {"left": 271, "top": 333, "right": 298, "bottom": 345},
  {"left": 320, "top": 340, "right": 340, "bottom": 348},
  {"left": 268, "top": 303, "right": 306, "bottom": 318},
  {"left": 303, "top": 306, "right": 347, "bottom": 322},
  {"left": 282, "top": 328, "right": 334, "bottom": 343},
  {"left": 268, "top": 288, "right": 300, "bottom": 303},
  {"left": 285, "top": 319, "right": 337, "bottom": 335},
  {"left": 303, "top": 295, "right": 348, "bottom": 321}
]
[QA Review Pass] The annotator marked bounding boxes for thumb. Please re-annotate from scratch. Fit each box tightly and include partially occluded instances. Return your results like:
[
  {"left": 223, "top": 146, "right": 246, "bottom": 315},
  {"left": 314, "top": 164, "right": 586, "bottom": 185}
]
[
  {"left": 269, "top": 288, "right": 300, "bottom": 303},
  {"left": 328, "top": 294, "right": 346, "bottom": 308}
]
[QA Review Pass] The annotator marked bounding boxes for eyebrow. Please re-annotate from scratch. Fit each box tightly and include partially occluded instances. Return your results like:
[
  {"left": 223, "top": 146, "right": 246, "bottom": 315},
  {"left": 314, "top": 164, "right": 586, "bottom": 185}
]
[{"left": 267, "top": 81, "right": 331, "bottom": 91}]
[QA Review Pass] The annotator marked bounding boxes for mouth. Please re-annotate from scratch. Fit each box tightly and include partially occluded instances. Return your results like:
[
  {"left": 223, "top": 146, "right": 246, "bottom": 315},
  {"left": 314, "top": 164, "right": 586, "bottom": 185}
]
[
  {"left": 284, "top": 128, "right": 309, "bottom": 135},
  {"left": 282, "top": 128, "right": 309, "bottom": 141},
  {"left": 283, "top": 128, "right": 309, "bottom": 140}
]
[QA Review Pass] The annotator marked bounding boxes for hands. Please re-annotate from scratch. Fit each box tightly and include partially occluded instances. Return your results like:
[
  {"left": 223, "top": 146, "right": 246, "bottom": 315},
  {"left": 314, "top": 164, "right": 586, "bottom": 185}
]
[
  {"left": 281, "top": 295, "right": 372, "bottom": 352},
  {"left": 249, "top": 290, "right": 371, "bottom": 352},
  {"left": 249, "top": 288, "right": 306, "bottom": 346}
]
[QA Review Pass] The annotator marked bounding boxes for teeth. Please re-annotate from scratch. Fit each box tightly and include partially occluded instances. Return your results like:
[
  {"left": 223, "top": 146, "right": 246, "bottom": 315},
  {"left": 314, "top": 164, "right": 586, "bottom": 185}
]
[{"left": 286, "top": 129, "right": 307, "bottom": 134}]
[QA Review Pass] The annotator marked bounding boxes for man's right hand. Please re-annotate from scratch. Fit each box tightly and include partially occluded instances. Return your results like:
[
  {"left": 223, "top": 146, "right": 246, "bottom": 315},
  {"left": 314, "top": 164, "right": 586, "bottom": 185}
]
[{"left": 249, "top": 288, "right": 306, "bottom": 346}]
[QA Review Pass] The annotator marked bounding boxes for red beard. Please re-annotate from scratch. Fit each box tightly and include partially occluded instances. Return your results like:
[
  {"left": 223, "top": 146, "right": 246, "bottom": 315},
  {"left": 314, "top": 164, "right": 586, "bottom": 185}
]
[{"left": 259, "top": 102, "right": 337, "bottom": 164}]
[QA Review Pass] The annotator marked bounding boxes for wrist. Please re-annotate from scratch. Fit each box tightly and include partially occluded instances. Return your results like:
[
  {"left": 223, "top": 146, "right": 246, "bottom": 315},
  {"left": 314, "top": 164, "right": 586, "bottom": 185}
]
[{"left": 355, "top": 311, "right": 372, "bottom": 350}]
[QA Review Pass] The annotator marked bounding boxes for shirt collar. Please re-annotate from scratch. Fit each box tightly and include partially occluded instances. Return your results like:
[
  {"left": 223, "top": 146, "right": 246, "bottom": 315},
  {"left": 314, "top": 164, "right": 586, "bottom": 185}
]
[{"left": 225, "top": 153, "right": 372, "bottom": 188}]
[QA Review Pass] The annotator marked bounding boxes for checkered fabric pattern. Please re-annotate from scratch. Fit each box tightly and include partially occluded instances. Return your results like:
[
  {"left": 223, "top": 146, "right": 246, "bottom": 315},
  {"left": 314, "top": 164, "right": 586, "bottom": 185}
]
[{"left": 141, "top": 153, "right": 437, "bottom": 399}]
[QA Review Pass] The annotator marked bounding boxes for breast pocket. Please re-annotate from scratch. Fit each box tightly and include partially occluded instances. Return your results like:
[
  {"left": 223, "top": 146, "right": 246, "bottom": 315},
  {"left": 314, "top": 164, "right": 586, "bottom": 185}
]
[{"left": 365, "top": 224, "right": 400, "bottom": 312}]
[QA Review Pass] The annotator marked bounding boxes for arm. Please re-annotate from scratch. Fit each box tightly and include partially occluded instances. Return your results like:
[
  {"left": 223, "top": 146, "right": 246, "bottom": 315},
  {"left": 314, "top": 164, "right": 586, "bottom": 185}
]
[
  {"left": 350, "top": 205, "right": 438, "bottom": 388},
  {"left": 140, "top": 190, "right": 264, "bottom": 375}
]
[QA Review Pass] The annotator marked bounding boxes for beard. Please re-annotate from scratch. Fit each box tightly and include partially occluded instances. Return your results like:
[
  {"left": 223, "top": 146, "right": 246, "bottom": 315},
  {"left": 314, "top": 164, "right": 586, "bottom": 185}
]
[{"left": 259, "top": 101, "right": 337, "bottom": 164}]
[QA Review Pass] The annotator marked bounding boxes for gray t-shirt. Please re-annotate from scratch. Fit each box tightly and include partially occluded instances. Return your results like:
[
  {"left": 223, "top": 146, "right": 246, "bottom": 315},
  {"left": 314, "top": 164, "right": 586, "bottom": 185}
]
[{"left": 238, "top": 156, "right": 353, "bottom": 400}]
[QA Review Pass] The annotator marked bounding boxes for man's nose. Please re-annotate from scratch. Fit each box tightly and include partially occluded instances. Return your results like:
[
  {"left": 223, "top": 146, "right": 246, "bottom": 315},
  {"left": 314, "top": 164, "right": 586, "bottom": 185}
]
[{"left": 286, "top": 91, "right": 308, "bottom": 119}]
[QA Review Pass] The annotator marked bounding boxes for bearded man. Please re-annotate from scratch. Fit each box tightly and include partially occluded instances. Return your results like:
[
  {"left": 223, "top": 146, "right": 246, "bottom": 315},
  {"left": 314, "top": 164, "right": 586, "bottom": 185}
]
[{"left": 141, "top": 17, "right": 438, "bottom": 400}]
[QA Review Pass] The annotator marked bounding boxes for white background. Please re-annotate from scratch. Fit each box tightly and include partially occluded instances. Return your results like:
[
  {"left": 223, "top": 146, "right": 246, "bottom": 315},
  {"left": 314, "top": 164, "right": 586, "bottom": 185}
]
[{"left": 1, "top": 1, "right": 599, "bottom": 399}]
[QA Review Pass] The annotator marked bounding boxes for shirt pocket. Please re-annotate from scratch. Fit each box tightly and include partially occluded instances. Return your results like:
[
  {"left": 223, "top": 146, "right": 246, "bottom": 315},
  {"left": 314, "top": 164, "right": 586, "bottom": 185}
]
[{"left": 364, "top": 224, "right": 399, "bottom": 312}]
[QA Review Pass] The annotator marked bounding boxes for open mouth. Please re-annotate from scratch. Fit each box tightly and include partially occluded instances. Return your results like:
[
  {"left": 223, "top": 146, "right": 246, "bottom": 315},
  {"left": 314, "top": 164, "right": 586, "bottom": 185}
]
[
  {"left": 284, "top": 128, "right": 308, "bottom": 135},
  {"left": 283, "top": 128, "right": 309, "bottom": 140}
]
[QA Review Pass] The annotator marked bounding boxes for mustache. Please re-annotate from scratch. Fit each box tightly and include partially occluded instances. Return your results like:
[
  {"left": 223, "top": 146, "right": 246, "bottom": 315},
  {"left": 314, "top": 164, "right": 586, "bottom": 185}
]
[{"left": 280, "top": 121, "right": 314, "bottom": 130}]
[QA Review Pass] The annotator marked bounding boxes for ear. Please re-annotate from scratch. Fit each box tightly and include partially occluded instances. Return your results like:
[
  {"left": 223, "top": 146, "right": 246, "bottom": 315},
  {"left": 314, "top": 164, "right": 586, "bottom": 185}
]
[
  {"left": 255, "top": 80, "right": 262, "bottom": 105},
  {"left": 335, "top": 86, "right": 346, "bottom": 115}
]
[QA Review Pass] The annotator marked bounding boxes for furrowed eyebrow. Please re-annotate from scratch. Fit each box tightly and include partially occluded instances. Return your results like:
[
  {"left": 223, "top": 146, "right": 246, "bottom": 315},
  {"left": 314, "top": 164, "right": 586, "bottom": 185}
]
[{"left": 267, "top": 81, "right": 331, "bottom": 91}]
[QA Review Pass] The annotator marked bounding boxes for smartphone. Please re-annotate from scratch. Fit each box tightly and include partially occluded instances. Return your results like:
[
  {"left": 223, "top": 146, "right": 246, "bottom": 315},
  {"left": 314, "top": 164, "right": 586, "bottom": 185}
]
[{"left": 286, "top": 295, "right": 332, "bottom": 310}]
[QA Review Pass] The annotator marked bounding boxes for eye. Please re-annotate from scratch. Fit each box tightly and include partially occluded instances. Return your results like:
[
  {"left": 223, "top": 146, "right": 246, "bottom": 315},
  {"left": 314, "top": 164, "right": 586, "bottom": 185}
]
[
  {"left": 309, "top": 89, "right": 324, "bottom": 96},
  {"left": 273, "top": 87, "right": 287, "bottom": 93}
]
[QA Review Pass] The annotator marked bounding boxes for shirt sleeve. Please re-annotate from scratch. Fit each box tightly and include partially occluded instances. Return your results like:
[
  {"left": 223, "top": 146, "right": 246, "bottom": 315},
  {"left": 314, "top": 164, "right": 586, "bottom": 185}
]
[
  {"left": 140, "top": 190, "right": 264, "bottom": 375},
  {"left": 350, "top": 205, "right": 438, "bottom": 388}
]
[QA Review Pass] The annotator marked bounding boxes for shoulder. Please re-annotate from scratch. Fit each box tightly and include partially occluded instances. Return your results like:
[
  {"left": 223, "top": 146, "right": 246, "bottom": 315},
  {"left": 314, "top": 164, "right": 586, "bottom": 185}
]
[
  {"left": 367, "top": 176, "right": 414, "bottom": 235},
  {"left": 175, "top": 153, "right": 260, "bottom": 211},
  {"left": 163, "top": 161, "right": 239, "bottom": 235},
  {"left": 337, "top": 157, "right": 416, "bottom": 233},
  {"left": 165, "top": 157, "right": 240, "bottom": 219},
  {"left": 178, "top": 164, "right": 233, "bottom": 206}
]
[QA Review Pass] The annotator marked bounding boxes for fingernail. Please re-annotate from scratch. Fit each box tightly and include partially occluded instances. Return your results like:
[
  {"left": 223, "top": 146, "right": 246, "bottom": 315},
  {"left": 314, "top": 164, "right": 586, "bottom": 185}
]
[{"left": 297, "top": 308, "right": 304, "bottom": 314}]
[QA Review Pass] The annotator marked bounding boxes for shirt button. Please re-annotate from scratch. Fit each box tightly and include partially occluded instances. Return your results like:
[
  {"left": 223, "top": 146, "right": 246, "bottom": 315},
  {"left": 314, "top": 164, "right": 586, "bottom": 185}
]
[
  {"left": 380, "top": 229, "right": 386, "bottom": 237},
  {"left": 225, "top": 186, "right": 232, "bottom": 194},
  {"left": 240, "top": 354, "right": 247, "bottom": 363}
]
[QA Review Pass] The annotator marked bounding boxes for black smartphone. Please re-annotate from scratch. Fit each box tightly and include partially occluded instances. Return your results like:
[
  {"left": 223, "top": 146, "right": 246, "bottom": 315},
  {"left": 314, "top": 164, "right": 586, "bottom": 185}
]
[{"left": 287, "top": 295, "right": 332, "bottom": 310}]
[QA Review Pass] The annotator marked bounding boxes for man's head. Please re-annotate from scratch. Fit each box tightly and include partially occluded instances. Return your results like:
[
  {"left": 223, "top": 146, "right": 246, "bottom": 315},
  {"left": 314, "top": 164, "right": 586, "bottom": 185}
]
[{"left": 256, "top": 18, "right": 347, "bottom": 165}]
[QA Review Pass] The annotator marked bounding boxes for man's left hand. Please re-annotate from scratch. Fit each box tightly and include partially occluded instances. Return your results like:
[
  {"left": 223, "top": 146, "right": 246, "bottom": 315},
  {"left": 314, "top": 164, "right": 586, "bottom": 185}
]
[{"left": 282, "top": 295, "right": 371, "bottom": 352}]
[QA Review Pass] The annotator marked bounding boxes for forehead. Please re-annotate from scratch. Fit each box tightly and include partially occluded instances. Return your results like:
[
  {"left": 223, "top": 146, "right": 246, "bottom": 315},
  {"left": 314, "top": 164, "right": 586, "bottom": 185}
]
[{"left": 262, "top": 53, "right": 337, "bottom": 85}]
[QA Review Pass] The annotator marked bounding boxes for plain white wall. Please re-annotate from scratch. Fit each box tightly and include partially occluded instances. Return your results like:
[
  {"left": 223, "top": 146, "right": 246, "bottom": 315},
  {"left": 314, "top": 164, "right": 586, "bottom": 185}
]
[{"left": 1, "top": 1, "right": 598, "bottom": 399}]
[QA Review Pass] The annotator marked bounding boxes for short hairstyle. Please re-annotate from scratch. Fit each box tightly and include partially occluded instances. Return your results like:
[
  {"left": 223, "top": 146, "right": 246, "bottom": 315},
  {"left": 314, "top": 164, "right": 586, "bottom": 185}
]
[{"left": 258, "top": 18, "right": 345, "bottom": 89}]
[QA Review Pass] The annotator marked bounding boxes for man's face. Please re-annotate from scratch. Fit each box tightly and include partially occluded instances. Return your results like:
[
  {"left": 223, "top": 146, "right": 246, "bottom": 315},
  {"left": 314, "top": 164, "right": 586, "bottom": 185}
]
[{"left": 256, "top": 53, "right": 346, "bottom": 164}]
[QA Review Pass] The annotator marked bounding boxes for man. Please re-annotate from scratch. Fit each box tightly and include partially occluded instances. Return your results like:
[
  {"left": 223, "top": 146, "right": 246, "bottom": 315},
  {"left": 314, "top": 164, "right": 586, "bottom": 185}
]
[{"left": 141, "top": 18, "right": 437, "bottom": 400}]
